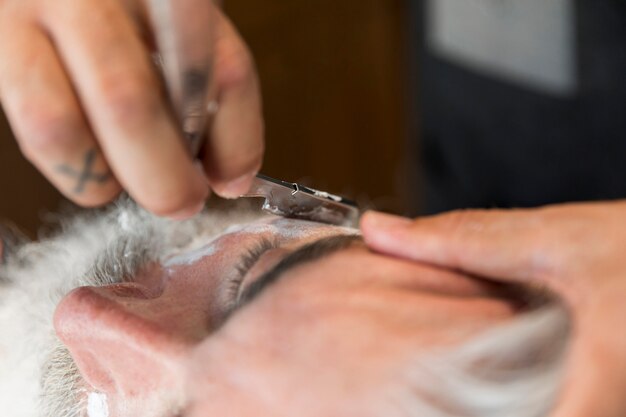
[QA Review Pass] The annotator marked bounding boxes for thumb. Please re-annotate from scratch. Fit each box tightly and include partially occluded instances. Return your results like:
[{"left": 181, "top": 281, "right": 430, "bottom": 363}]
[
  {"left": 362, "top": 210, "right": 626, "bottom": 417},
  {"left": 360, "top": 209, "right": 554, "bottom": 285}
]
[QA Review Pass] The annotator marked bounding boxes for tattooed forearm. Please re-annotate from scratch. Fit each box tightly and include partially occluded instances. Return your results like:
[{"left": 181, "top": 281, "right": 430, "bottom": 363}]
[{"left": 56, "top": 148, "right": 111, "bottom": 194}]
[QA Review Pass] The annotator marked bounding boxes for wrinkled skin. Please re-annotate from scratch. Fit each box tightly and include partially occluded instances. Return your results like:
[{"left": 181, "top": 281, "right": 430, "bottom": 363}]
[
  {"left": 55, "top": 217, "right": 519, "bottom": 417},
  {"left": 0, "top": 0, "right": 263, "bottom": 217},
  {"left": 362, "top": 201, "right": 626, "bottom": 417}
]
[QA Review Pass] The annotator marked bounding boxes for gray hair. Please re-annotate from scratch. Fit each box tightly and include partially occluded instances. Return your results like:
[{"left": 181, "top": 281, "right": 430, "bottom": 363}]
[
  {"left": 0, "top": 222, "right": 29, "bottom": 272},
  {"left": 396, "top": 305, "right": 569, "bottom": 417},
  {"left": 0, "top": 199, "right": 570, "bottom": 417},
  {"left": 0, "top": 198, "right": 263, "bottom": 417}
]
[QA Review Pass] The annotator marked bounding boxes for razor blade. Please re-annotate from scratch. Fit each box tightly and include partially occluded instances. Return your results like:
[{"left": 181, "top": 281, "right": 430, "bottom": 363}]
[{"left": 241, "top": 174, "right": 360, "bottom": 228}]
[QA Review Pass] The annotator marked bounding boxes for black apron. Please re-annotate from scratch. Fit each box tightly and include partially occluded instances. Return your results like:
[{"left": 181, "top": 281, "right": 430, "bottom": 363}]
[{"left": 410, "top": 0, "right": 626, "bottom": 214}]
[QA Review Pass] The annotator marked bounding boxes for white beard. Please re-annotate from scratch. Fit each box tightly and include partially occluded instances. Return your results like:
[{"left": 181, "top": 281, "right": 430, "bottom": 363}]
[{"left": 0, "top": 199, "right": 571, "bottom": 417}]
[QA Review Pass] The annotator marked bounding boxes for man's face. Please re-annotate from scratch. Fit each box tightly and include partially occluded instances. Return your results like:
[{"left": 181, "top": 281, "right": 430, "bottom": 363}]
[{"left": 53, "top": 215, "right": 521, "bottom": 417}]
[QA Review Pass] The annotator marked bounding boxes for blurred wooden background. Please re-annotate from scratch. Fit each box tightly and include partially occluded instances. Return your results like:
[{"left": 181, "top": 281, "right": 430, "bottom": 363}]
[{"left": 0, "top": 0, "right": 410, "bottom": 236}]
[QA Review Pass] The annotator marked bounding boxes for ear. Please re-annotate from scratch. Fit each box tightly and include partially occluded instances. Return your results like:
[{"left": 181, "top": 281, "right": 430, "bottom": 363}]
[{"left": 53, "top": 286, "right": 185, "bottom": 398}]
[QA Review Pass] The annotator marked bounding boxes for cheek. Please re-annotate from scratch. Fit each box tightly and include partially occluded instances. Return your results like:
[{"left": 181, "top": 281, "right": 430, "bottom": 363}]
[
  {"left": 184, "top": 332, "right": 392, "bottom": 417},
  {"left": 163, "top": 261, "right": 236, "bottom": 333}
]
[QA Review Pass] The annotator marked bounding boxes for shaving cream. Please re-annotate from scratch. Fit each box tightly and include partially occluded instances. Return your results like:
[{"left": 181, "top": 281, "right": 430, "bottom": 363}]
[
  {"left": 87, "top": 392, "right": 109, "bottom": 417},
  {"left": 163, "top": 218, "right": 359, "bottom": 267},
  {"left": 164, "top": 239, "right": 220, "bottom": 267}
]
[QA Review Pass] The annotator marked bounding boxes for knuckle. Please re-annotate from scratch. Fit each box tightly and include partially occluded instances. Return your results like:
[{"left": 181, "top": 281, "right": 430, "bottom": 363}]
[
  {"left": 440, "top": 209, "right": 491, "bottom": 235},
  {"left": 215, "top": 45, "right": 256, "bottom": 88},
  {"left": 97, "top": 73, "right": 161, "bottom": 127},
  {"left": 18, "top": 106, "right": 83, "bottom": 160}
]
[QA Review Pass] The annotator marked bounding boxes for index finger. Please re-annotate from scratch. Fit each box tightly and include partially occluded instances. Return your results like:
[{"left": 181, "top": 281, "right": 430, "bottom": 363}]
[
  {"left": 41, "top": 0, "right": 209, "bottom": 218},
  {"left": 360, "top": 209, "right": 563, "bottom": 291}
]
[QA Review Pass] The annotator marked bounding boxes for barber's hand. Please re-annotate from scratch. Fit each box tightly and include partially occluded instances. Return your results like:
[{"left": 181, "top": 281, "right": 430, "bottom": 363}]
[
  {"left": 0, "top": 1, "right": 263, "bottom": 218},
  {"left": 361, "top": 202, "right": 626, "bottom": 417}
]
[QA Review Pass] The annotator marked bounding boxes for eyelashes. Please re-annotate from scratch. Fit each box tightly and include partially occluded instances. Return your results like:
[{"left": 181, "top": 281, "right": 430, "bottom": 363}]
[
  {"left": 226, "top": 237, "right": 280, "bottom": 301},
  {"left": 236, "top": 237, "right": 280, "bottom": 278}
]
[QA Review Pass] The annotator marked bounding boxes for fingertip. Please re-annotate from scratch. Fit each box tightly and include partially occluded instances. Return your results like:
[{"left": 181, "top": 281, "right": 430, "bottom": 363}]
[
  {"left": 359, "top": 211, "right": 380, "bottom": 238},
  {"left": 147, "top": 195, "right": 208, "bottom": 220},
  {"left": 360, "top": 211, "right": 413, "bottom": 234},
  {"left": 114, "top": 147, "right": 210, "bottom": 219},
  {"left": 59, "top": 179, "right": 123, "bottom": 208},
  {"left": 211, "top": 170, "right": 257, "bottom": 199},
  {"left": 150, "top": 183, "right": 210, "bottom": 220},
  {"left": 167, "top": 198, "right": 207, "bottom": 220},
  {"left": 360, "top": 211, "right": 414, "bottom": 253},
  {"left": 135, "top": 171, "right": 210, "bottom": 220},
  {"left": 206, "top": 151, "right": 261, "bottom": 200}
]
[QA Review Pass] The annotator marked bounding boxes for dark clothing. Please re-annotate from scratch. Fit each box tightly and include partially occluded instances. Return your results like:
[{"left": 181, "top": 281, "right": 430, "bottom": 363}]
[{"left": 411, "top": 1, "right": 626, "bottom": 214}]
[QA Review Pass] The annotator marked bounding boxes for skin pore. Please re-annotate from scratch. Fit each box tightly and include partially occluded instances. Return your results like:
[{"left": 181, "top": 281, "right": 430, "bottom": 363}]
[{"left": 52, "top": 215, "right": 542, "bottom": 417}]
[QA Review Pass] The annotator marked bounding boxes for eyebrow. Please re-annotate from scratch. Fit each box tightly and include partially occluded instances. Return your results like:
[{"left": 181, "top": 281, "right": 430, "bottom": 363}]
[{"left": 233, "top": 234, "right": 362, "bottom": 310}]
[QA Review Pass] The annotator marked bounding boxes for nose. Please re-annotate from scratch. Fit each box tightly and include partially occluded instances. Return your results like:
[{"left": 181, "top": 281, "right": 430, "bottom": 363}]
[{"left": 53, "top": 285, "right": 188, "bottom": 409}]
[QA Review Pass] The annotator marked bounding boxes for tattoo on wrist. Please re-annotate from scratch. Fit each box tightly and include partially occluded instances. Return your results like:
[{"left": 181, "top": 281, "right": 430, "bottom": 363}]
[{"left": 56, "top": 148, "right": 111, "bottom": 194}]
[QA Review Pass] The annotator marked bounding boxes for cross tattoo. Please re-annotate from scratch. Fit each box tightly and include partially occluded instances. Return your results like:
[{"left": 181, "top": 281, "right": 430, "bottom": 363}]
[{"left": 56, "top": 149, "right": 111, "bottom": 194}]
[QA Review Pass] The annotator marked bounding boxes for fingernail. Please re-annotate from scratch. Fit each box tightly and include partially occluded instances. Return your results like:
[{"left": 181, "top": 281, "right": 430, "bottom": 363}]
[
  {"left": 214, "top": 172, "right": 256, "bottom": 199},
  {"left": 169, "top": 200, "right": 206, "bottom": 220},
  {"left": 363, "top": 211, "right": 413, "bottom": 230}
]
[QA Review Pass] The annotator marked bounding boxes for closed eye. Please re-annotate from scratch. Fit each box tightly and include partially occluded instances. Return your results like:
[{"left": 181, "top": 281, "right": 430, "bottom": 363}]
[{"left": 224, "top": 237, "right": 281, "bottom": 301}]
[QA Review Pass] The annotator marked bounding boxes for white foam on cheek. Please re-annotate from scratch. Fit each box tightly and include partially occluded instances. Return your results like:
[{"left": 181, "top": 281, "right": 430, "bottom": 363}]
[
  {"left": 222, "top": 219, "right": 320, "bottom": 240},
  {"left": 164, "top": 239, "right": 220, "bottom": 267},
  {"left": 162, "top": 221, "right": 273, "bottom": 267},
  {"left": 221, "top": 222, "right": 276, "bottom": 236},
  {"left": 164, "top": 218, "right": 347, "bottom": 267},
  {"left": 87, "top": 392, "right": 109, "bottom": 417},
  {"left": 165, "top": 223, "right": 299, "bottom": 266}
]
